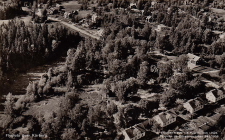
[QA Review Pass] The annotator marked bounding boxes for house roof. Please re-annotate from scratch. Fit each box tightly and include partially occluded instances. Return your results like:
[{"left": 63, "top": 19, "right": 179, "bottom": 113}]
[
  {"left": 124, "top": 123, "right": 146, "bottom": 139},
  {"left": 187, "top": 53, "right": 200, "bottom": 62},
  {"left": 156, "top": 110, "right": 177, "bottom": 124},
  {"left": 190, "top": 114, "right": 222, "bottom": 131},
  {"left": 185, "top": 97, "right": 204, "bottom": 110},
  {"left": 215, "top": 106, "right": 225, "bottom": 115},
  {"left": 207, "top": 89, "right": 224, "bottom": 98}
]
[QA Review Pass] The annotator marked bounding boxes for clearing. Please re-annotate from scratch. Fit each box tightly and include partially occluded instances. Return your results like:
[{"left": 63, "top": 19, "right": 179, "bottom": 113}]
[
  {"left": 211, "top": 8, "right": 225, "bottom": 20},
  {"left": 24, "top": 96, "right": 62, "bottom": 120}
]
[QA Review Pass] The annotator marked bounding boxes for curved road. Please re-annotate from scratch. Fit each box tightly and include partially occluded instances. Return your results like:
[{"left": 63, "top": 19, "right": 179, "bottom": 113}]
[{"left": 48, "top": 17, "right": 100, "bottom": 40}]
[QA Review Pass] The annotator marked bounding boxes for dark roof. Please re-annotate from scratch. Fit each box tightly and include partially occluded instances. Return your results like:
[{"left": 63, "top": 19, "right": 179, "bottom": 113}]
[
  {"left": 190, "top": 114, "right": 222, "bottom": 131},
  {"left": 215, "top": 106, "right": 225, "bottom": 115},
  {"left": 186, "top": 97, "right": 204, "bottom": 110},
  {"left": 157, "top": 110, "right": 177, "bottom": 124},
  {"left": 125, "top": 127, "right": 136, "bottom": 139},
  {"left": 124, "top": 123, "right": 147, "bottom": 139},
  {"left": 208, "top": 89, "right": 224, "bottom": 98}
]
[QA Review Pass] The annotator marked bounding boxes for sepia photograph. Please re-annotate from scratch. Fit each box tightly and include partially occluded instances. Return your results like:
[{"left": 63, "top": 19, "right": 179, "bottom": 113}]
[{"left": 0, "top": 0, "right": 225, "bottom": 139}]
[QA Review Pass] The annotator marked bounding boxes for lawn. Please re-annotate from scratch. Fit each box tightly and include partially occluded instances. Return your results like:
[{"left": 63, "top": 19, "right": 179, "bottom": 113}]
[
  {"left": 0, "top": 20, "right": 9, "bottom": 25},
  {"left": 24, "top": 96, "right": 62, "bottom": 120},
  {"left": 211, "top": 8, "right": 225, "bottom": 20},
  {"left": 61, "top": 1, "right": 92, "bottom": 18},
  {"left": 61, "top": 1, "right": 81, "bottom": 12}
]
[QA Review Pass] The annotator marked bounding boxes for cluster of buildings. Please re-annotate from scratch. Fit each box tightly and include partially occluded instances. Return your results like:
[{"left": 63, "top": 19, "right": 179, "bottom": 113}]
[{"left": 122, "top": 88, "right": 225, "bottom": 140}]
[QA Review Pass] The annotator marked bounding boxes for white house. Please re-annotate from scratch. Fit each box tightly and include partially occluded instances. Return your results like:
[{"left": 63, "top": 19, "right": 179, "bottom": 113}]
[
  {"left": 183, "top": 98, "right": 204, "bottom": 114},
  {"left": 146, "top": 16, "right": 152, "bottom": 22},
  {"left": 187, "top": 53, "right": 201, "bottom": 65},
  {"left": 206, "top": 89, "right": 225, "bottom": 103},
  {"left": 122, "top": 123, "right": 146, "bottom": 140},
  {"left": 129, "top": 2, "right": 137, "bottom": 9},
  {"left": 153, "top": 110, "right": 177, "bottom": 127},
  {"left": 92, "top": 13, "right": 98, "bottom": 23}
]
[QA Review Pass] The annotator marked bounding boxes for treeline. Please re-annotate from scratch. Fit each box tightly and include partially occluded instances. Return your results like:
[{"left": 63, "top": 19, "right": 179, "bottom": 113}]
[
  {"left": 0, "top": 0, "right": 23, "bottom": 19},
  {"left": 0, "top": 19, "right": 82, "bottom": 78}
]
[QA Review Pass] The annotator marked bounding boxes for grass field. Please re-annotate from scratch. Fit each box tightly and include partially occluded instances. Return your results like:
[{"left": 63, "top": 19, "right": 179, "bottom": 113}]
[
  {"left": 61, "top": 1, "right": 81, "bottom": 12},
  {"left": 211, "top": 8, "right": 225, "bottom": 20},
  {"left": 61, "top": 1, "right": 92, "bottom": 18},
  {"left": 0, "top": 15, "right": 32, "bottom": 25},
  {"left": 24, "top": 96, "right": 62, "bottom": 120}
]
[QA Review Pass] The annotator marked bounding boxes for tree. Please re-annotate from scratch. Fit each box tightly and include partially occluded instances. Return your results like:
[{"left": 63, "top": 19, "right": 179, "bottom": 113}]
[
  {"left": 61, "top": 128, "right": 79, "bottom": 140},
  {"left": 139, "top": 99, "right": 159, "bottom": 116},
  {"left": 141, "top": 23, "right": 152, "bottom": 40},
  {"left": 160, "top": 89, "right": 177, "bottom": 107},
  {"left": 123, "top": 104, "right": 141, "bottom": 127},
  {"left": 4, "top": 93, "right": 15, "bottom": 117},
  {"left": 174, "top": 54, "right": 189, "bottom": 73},
  {"left": 106, "top": 101, "right": 118, "bottom": 116},
  {"left": 169, "top": 74, "right": 189, "bottom": 96},
  {"left": 137, "top": 61, "right": 149, "bottom": 87},
  {"left": 157, "top": 61, "right": 173, "bottom": 82},
  {"left": 137, "top": 0, "right": 143, "bottom": 10}
]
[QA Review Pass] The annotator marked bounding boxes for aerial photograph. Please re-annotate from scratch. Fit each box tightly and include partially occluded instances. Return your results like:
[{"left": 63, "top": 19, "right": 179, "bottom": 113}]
[{"left": 0, "top": 0, "right": 225, "bottom": 139}]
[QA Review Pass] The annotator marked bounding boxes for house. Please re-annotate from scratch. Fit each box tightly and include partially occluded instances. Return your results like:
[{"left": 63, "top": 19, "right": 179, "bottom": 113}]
[
  {"left": 56, "top": 3, "right": 63, "bottom": 10},
  {"left": 92, "top": 13, "right": 98, "bottom": 23},
  {"left": 129, "top": 2, "right": 137, "bottom": 9},
  {"left": 146, "top": 16, "right": 152, "bottom": 22},
  {"left": 183, "top": 98, "right": 204, "bottom": 114},
  {"left": 153, "top": 110, "right": 177, "bottom": 127},
  {"left": 206, "top": 89, "right": 225, "bottom": 103},
  {"left": 214, "top": 105, "right": 225, "bottom": 115},
  {"left": 187, "top": 53, "right": 201, "bottom": 65},
  {"left": 36, "top": 9, "right": 43, "bottom": 17},
  {"left": 189, "top": 114, "right": 223, "bottom": 133},
  {"left": 122, "top": 123, "right": 146, "bottom": 140},
  {"left": 155, "top": 24, "right": 170, "bottom": 32},
  {"left": 47, "top": 7, "right": 58, "bottom": 15},
  {"left": 64, "top": 12, "right": 72, "bottom": 18}
]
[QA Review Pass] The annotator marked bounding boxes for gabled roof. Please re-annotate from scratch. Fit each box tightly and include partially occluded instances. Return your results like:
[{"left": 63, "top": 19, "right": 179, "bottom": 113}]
[
  {"left": 190, "top": 114, "right": 222, "bottom": 131},
  {"left": 156, "top": 110, "right": 177, "bottom": 124},
  {"left": 207, "top": 89, "right": 224, "bottom": 98},
  {"left": 124, "top": 123, "right": 147, "bottom": 139},
  {"left": 215, "top": 106, "right": 225, "bottom": 115},
  {"left": 187, "top": 53, "right": 200, "bottom": 62},
  {"left": 185, "top": 97, "right": 204, "bottom": 110}
]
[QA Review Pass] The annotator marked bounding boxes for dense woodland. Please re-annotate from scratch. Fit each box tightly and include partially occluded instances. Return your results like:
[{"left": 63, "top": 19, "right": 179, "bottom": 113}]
[
  {"left": 0, "top": 0, "right": 23, "bottom": 20},
  {"left": 0, "top": 19, "right": 82, "bottom": 77},
  {"left": 2, "top": 0, "right": 225, "bottom": 139}
]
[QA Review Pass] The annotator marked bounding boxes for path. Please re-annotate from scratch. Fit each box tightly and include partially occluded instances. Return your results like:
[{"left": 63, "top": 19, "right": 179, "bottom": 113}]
[{"left": 48, "top": 17, "right": 100, "bottom": 40}]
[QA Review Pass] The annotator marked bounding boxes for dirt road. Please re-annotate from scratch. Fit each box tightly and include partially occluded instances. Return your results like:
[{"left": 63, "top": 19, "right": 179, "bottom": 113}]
[{"left": 48, "top": 17, "right": 100, "bottom": 40}]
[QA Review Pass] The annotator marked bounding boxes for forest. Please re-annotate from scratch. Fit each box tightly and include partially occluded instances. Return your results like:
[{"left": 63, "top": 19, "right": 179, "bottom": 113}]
[
  {"left": 0, "top": 0, "right": 23, "bottom": 20},
  {"left": 1, "top": 0, "right": 225, "bottom": 139}
]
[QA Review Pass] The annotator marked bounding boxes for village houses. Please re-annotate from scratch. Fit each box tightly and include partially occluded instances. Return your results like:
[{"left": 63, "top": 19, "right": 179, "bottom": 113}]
[
  {"left": 153, "top": 110, "right": 177, "bottom": 127},
  {"left": 122, "top": 122, "right": 148, "bottom": 140},
  {"left": 206, "top": 89, "right": 225, "bottom": 103},
  {"left": 187, "top": 53, "right": 201, "bottom": 66},
  {"left": 183, "top": 97, "right": 204, "bottom": 114},
  {"left": 189, "top": 114, "right": 223, "bottom": 134}
]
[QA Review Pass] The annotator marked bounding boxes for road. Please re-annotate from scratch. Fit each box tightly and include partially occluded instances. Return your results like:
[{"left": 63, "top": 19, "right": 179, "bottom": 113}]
[{"left": 48, "top": 17, "right": 100, "bottom": 40}]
